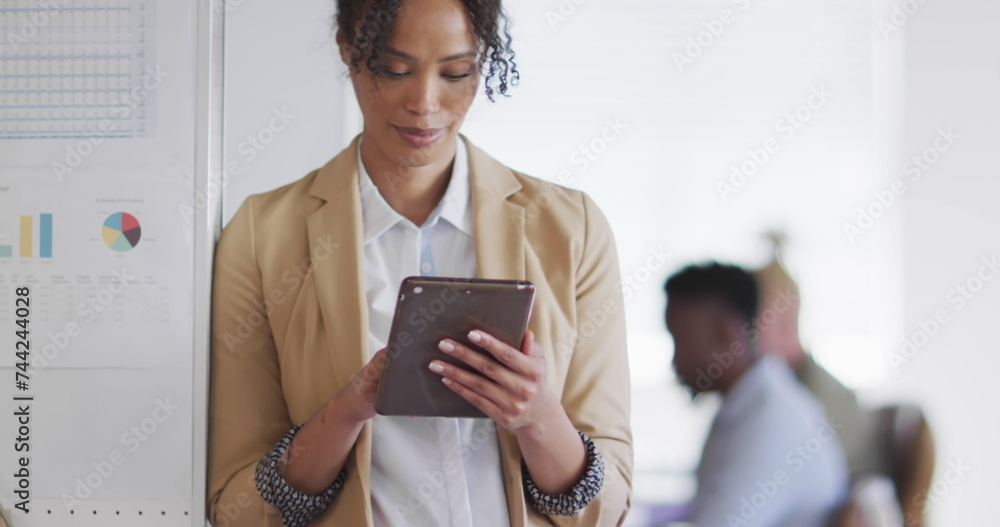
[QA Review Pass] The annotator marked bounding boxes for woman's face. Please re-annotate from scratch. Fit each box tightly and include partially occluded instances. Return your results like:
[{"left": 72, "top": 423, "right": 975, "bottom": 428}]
[{"left": 345, "top": 0, "right": 481, "bottom": 168}]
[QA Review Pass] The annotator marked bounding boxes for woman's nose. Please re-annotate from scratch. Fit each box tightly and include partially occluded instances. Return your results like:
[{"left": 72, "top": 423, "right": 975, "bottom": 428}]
[{"left": 404, "top": 75, "right": 441, "bottom": 116}]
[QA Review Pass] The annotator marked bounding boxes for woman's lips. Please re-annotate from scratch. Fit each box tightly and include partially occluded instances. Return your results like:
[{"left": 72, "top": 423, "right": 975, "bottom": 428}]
[{"left": 395, "top": 126, "right": 445, "bottom": 148}]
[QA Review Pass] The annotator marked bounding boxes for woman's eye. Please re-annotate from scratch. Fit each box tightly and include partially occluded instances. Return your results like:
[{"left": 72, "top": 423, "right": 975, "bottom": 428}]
[
  {"left": 382, "top": 70, "right": 408, "bottom": 79},
  {"left": 445, "top": 73, "right": 473, "bottom": 81}
]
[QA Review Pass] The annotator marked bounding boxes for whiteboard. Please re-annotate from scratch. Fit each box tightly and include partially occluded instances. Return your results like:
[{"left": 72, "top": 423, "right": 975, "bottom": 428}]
[{"left": 0, "top": 0, "right": 220, "bottom": 525}]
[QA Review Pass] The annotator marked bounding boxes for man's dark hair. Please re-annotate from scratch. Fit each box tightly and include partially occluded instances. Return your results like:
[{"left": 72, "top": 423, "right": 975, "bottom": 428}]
[
  {"left": 335, "top": 0, "right": 519, "bottom": 102},
  {"left": 664, "top": 262, "right": 759, "bottom": 324}
]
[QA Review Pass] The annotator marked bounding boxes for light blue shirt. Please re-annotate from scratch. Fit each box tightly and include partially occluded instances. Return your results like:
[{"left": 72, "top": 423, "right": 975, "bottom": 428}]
[{"left": 688, "top": 357, "right": 849, "bottom": 526}]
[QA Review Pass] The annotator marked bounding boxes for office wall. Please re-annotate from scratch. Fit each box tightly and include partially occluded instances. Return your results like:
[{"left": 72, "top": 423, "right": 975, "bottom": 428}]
[
  {"left": 886, "top": 0, "right": 1000, "bottom": 523},
  {"left": 222, "top": 0, "right": 356, "bottom": 224}
]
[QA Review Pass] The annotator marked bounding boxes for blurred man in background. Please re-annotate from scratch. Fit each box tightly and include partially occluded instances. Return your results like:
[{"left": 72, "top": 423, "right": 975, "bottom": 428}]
[{"left": 665, "top": 262, "right": 848, "bottom": 526}]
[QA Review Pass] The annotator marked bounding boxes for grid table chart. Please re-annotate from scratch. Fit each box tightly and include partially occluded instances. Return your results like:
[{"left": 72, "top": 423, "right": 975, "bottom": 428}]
[{"left": 0, "top": 0, "right": 155, "bottom": 140}]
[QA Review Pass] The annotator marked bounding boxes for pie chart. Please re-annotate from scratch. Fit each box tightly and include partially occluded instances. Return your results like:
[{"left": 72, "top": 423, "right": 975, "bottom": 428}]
[{"left": 102, "top": 212, "right": 142, "bottom": 252}]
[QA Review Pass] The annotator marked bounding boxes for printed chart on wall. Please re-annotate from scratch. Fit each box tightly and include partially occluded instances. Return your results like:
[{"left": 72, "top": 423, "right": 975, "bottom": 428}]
[
  {"left": 0, "top": 0, "right": 200, "bottom": 522},
  {"left": 0, "top": 1, "right": 197, "bottom": 373},
  {"left": 0, "top": 170, "right": 194, "bottom": 369},
  {"left": 0, "top": 0, "right": 195, "bottom": 168}
]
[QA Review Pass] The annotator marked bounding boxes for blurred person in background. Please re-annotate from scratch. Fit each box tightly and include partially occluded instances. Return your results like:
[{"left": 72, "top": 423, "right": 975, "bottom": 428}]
[
  {"left": 752, "top": 233, "right": 883, "bottom": 482},
  {"left": 665, "top": 262, "right": 848, "bottom": 527}
]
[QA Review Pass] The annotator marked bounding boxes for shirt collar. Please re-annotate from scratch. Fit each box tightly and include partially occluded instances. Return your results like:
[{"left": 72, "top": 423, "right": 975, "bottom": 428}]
[
  {"left": 438, "top": 137, "right": 473, "bottom": 236},
  {"left": 357, "top": 137, "right": 473, "bottom": 245}
]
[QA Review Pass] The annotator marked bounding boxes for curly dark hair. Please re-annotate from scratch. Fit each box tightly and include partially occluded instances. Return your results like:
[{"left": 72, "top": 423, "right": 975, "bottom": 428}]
[{"left": 335, "top": 0, "right": 518, "bottom": 101}]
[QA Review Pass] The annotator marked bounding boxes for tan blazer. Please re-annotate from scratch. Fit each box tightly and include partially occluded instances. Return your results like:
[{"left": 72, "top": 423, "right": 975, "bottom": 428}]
[{"left": 208, "top": 135, "right": 633, "bottom": 526}]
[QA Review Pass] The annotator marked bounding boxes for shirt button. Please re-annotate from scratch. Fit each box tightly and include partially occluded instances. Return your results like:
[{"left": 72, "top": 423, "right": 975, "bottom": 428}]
[{"left": 421, "top": 262, "right": 432, "bottom": 273}]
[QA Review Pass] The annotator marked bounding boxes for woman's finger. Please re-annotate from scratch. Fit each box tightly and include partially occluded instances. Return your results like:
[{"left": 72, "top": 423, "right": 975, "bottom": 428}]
[
  {"left": 438, "top": 337, "right": 523, "bottom": 388},
  {"left": 429, "top": 359, "right": 511, "bottom": 409},
  {"left": 440, "top": 376, "right": 509, "bottom": 426},
  {"left": 523, "top": 330, "right": 544, "bottom": 358},
  {"left": 465, "top": 329, "right": 536, "bottom": 377}
]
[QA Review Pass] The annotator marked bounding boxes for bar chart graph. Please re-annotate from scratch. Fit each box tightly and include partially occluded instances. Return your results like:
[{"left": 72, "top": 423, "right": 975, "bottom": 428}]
[
  {"left": 40, "top": 212, "right": 53, "bottom": 257},
  {"left": 0, "top": 212, "right": 53, "bottom": 258},
  {"left": 19, "top": 215, "right": 31, "bottom": 256}
]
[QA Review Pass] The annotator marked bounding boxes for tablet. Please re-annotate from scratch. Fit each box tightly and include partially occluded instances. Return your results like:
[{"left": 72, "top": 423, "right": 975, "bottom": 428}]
[{"left": 374, "top": 276, "right": 536, "bottom": 418}]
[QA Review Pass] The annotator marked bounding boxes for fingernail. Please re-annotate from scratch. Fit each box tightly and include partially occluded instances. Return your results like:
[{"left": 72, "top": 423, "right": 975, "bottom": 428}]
[
  {"left": 439, "top": 340, "right": 455, "bottom": 353},
  {"left": 468, "top": 330, "right": 481, "bottom": 342},
  {"left": 428, "top": 362, "right": 444, "bottom": 373},
  {"left": 442, "top": 377, "right": 453, "bottom": 385}
]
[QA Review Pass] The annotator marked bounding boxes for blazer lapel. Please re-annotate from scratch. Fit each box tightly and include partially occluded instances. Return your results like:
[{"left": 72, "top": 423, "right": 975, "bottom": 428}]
[
  {"left": 465, "top": 135, "right": 530, "bottom": 526},
  {"left": 466, "top": 135, "right": 525, "bottom": 282},
  {"left": 306, "top": 135, "right": 370, "bottom": 390},
  {"left": 306, "top": 136, "right": 375, "bottom": 523}
]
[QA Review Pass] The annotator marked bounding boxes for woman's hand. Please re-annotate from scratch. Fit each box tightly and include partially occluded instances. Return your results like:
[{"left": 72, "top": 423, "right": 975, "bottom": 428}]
[
  {"left": 429, "top": 330, "right": 560, "bottom": 431},
  {"left": 284, "top": 348, "right": 386, "bottom": 496},
  {"left": 332, "top": 348, "right": 388, "bottom": 425},
  {"left": 430, "top": 329, "right": 588, "bottom": 495}
]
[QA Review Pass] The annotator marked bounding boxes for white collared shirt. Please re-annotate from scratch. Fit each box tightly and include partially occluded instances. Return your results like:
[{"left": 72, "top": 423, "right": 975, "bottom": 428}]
[
  {"left": 358, "top": 137, "right": 510, "bottom": 527},
  {"left": 688, "top": 357, "right": 848, "bottom": 526}
]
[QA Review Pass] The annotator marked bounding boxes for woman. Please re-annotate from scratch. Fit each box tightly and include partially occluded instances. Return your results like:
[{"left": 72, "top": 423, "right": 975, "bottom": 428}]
[{"left": 207, "top": 0, "right": 632, "bottom": 525}]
